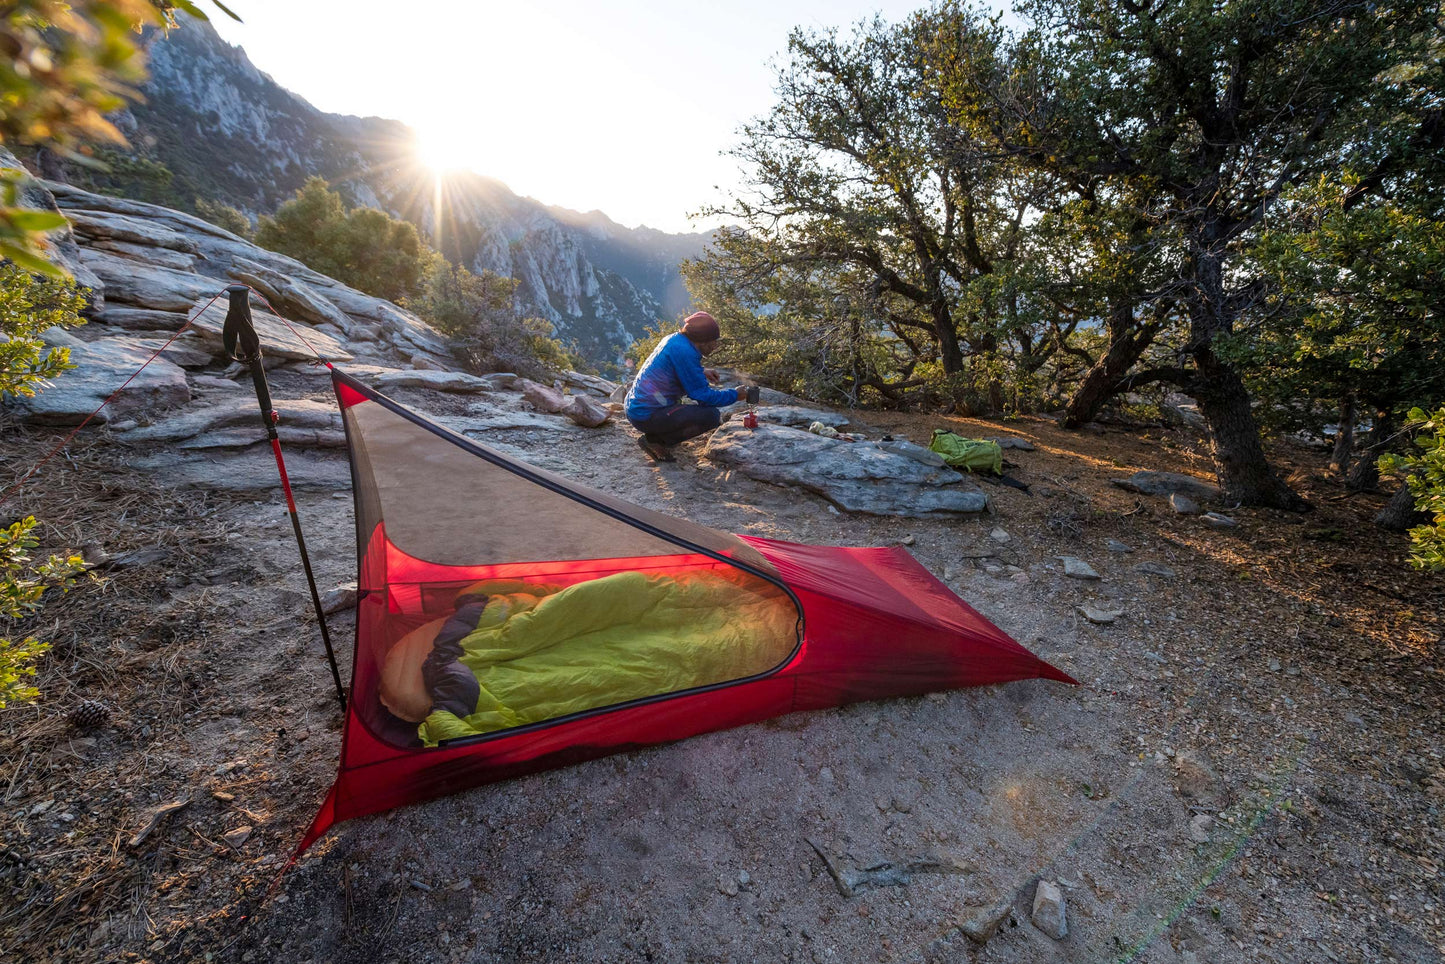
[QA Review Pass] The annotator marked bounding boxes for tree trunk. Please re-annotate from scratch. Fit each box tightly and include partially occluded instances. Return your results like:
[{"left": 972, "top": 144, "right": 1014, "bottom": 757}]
[
  {"left": 1185, "top": 219, "right": 1309, "bottom": 511},
  {"left": 988, "top": 379, "right": 1005, "bottom": 414},
  {"left": 1375, "top": 478, "right": 1423, "bottom": 531},
  {"left": 935, "top": 305, "right": 964, "bottom": 374},
  {"left": 1062, "top": 307, "right": 1158, "bottom": 428},
  {"left": 1330, "top": 396, "right": 1356, "bottom": 474},
  {"left": 1346, "top": 412, "right": 1392, "bottom": 492},
  {"left": 1192, "top": 352, "right": 1311, "bottom": 511}
]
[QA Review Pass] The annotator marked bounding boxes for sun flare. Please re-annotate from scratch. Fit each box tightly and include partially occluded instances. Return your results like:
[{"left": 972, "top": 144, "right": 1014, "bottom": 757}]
[{"left": 414, "top": 125, "right": 475, "bottom": 174}]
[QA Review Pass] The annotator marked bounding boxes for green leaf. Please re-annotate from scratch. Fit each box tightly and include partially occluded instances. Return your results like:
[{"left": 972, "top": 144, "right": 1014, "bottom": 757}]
[
  {"left": 0, "top": 245, "right": 67, "bottom": 278},
  {"left": 169, "top": 0, "right": 209, "bottom": 21},
  {"left": 5, "top": 211, "right": 68, "bottom": 232},
  {"left": 210, "top": 0, "right": 243, "bottom": 22}
]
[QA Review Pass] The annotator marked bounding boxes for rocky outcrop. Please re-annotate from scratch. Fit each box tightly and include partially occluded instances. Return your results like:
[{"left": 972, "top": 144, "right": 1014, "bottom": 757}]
[
  {"left": 757, "top": 405, "right": 851, "bottom": 430},
  {"left": 6, "top": 176, "right": 966, "bottom": 526},
  {"left": 0, "top": 173, "right": 465, "bottom": 434},
  {"left": 13, "top": 338, "right": 190, "bottom": 426},
  {"left": 43, "top": 180, "right": 439, "bottom": 369},
  {"left": 186, "top": 296, "right": 352, "bottom": 363},
  {"left": 702, "top": 422, "right": 987, "bottom": 516}
]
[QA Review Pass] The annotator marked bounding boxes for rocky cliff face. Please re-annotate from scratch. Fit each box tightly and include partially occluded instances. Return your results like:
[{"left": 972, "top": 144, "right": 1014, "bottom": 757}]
[
  {"left": 63, "top": 19, "right": 710, "bottom": 364},
  {"left": 12, "top": 171, "right": 456, "bottom": 425}
]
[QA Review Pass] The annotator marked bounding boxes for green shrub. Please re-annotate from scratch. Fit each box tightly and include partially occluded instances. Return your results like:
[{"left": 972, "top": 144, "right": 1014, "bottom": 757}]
[
  {"left": 194, "top": 197, "right": 252, "bottom": 238},
  {"left": 407, "top": 258, "right": 589, "bottom": 377},
  {"left": 0, "top": 265, "right": 91, "bottom": 705},
  {"left": 0, "top": 518, "right": 87, "bottom": 707},
  {"left": 0, "top": 263, "right": 87, "bottom": 398},
  {"left": 256, "top": 177, "right": 428, "bottom": 302},
  {"left": 1380, "top": 407, "right": 1445, "bottom": 572}
]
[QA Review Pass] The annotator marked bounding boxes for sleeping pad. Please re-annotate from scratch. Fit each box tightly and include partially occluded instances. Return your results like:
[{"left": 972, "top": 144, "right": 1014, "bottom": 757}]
[{"left": 401, "top": 568, "right": 799, "bottom": 745}]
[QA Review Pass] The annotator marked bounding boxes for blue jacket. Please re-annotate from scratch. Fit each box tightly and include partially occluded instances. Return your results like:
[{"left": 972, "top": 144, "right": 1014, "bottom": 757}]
[{"left": 625, "top": 332, "right": 737, "bottom": 420}]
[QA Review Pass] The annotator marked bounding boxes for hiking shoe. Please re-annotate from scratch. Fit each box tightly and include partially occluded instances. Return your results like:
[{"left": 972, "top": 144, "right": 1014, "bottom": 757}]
[{"left": 637, "top": 436, "right": 676, "bottom": 463}]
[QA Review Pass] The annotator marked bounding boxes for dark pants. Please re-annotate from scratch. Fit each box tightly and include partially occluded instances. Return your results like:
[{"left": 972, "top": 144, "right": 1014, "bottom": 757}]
[{"left": 628, "top": 404, "right": 722, "bottom": 446}]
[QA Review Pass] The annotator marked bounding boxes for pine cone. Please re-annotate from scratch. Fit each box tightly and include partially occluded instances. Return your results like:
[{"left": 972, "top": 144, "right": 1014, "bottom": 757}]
[{"left": 68, "top": 700, "right": 110, "bottom": 730}]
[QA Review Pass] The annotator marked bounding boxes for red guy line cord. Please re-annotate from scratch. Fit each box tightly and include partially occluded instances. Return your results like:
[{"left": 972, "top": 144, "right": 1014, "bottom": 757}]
[{"left": 1, "top": 284, "right": 333, "bottom": 510}]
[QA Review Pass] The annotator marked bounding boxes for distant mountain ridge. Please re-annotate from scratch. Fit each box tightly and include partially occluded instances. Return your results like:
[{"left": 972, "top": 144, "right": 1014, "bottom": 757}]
[{"left": 72, "top": 19, "right": 712, "bottom": 363}]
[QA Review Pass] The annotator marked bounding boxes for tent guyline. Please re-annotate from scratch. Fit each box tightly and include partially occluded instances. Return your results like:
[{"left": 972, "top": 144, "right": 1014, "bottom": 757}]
[
  {"left": 0, "top": 290, "right": 226, "bottom": 506},
  {"left": 1, "top": 282, "right": 329, "bottom": 507},
  {"left": 1, "top": 282, "right": 346, "bottom": 709}
]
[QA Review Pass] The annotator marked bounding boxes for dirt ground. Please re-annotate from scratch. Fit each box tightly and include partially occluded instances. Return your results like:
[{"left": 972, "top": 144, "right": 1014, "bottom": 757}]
[{"left": 1, "top": 384, "right": 1441, "bottom": 964}]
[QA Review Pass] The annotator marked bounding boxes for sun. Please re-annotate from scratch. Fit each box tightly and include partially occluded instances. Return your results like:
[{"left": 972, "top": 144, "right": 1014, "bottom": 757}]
[{"left": 414, "top": 124, "right": 475, "bottom": 174}]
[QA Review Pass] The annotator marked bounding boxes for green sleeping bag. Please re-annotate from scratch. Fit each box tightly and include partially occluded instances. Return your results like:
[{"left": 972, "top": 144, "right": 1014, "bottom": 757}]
[{"left": 418, "top": 569, "right": 798, "bottom": 745}]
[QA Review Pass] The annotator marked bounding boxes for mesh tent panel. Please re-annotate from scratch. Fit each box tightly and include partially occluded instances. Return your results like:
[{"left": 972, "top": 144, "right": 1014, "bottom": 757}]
[{"left": 333, "top": 370, "right": 801, "bottom": 749}]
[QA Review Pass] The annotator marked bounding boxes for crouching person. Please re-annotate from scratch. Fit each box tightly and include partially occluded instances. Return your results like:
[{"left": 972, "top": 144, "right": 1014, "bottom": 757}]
[{"left": 626, "top": 311, "right": 747, "bottom": 462}]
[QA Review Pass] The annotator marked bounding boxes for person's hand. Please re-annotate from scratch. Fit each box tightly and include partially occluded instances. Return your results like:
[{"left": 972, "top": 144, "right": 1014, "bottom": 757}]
[
  {"left": 735, "top": 386, "right": 748, "bottom": 402},
  {"left": 704, "top": 368, "right": 720, "bottom": 384}
]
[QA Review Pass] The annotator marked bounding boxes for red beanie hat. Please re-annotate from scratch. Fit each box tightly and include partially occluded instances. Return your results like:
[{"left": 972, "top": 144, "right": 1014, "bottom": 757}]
[{"left": 681, "top": 311, "right": 721, "bottom": 343}]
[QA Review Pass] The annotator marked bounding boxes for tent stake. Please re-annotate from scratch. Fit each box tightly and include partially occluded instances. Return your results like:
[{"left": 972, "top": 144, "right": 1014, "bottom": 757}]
[{"left": 222, "top": 284, "right": 347, "bottom": 711}]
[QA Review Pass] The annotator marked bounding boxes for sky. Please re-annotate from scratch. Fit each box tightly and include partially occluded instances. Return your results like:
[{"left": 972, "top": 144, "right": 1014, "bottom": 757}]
[{"left": 208, "top": 1, "right": 931, "bottom": 234}]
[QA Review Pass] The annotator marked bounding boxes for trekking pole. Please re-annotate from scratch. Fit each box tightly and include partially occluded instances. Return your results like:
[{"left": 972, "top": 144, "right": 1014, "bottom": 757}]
[{"left": 221, "top": 284, "right": 347, "bottom": 711}]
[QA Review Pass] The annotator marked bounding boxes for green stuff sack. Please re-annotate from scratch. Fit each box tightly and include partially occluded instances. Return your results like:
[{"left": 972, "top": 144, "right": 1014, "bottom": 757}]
[{"left": 928, "top": 429, "right": 1003, "bottom": 475}]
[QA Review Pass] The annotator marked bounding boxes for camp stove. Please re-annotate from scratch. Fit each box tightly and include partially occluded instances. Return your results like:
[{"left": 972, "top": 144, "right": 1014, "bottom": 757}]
[{"left": 742, "top": 385, "right": 760, "bottom": 429}]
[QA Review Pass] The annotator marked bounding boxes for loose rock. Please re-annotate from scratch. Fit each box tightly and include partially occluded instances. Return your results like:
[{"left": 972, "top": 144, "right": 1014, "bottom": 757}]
[
  {"left": 563, "top": 394, "right": 611, "bottom": 428},
  {"left": 1079, "top": 605, "right": 1125, "bottom": 625},
  {"left": 520, "top": 379, "right": 569, "bottom": 414},
  {"left": 1031, "top": 880, "right": 1067, "bottom": 940},
  {"left": 129, "top": 799, "right": 191, "bottom": 848},
  {"left": 1133, "top": 561, "right": 1177, "bottom": 579},
  {"left": 960, "top": 901, "right": 1014, "bottom": 944},
  {"left": 1169, "top": 492, "right": 1201, "bottom": 515},
  {"left": 1106, "top": 539, "right": 1134, "bottom": 553},
  {"left": 1201, "top": 512, "right": 1238, "bottom": 528},
  {"left": 1173, "top": 750, "right": 1229, "bottom": 809},
  {"left": 1058, "top": 557, "right": 1100, "bottom": 580},
  {"left": 222, "top": 825, "right": 253, "bottom": 849},
  {"left": 988, "top": 436, "right": 1035, "bottom": 451},
  {"left": 321, "top": 584, "right": 358, "bottom": 615},
  {"left": 482, "top": 372, "right": 520, "bottom": 390}
]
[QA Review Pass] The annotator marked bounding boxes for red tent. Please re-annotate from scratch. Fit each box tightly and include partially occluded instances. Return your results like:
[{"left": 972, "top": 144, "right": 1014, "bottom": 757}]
[{"left": 297, "top": 369, "right": 1075, "bottom": 852}]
